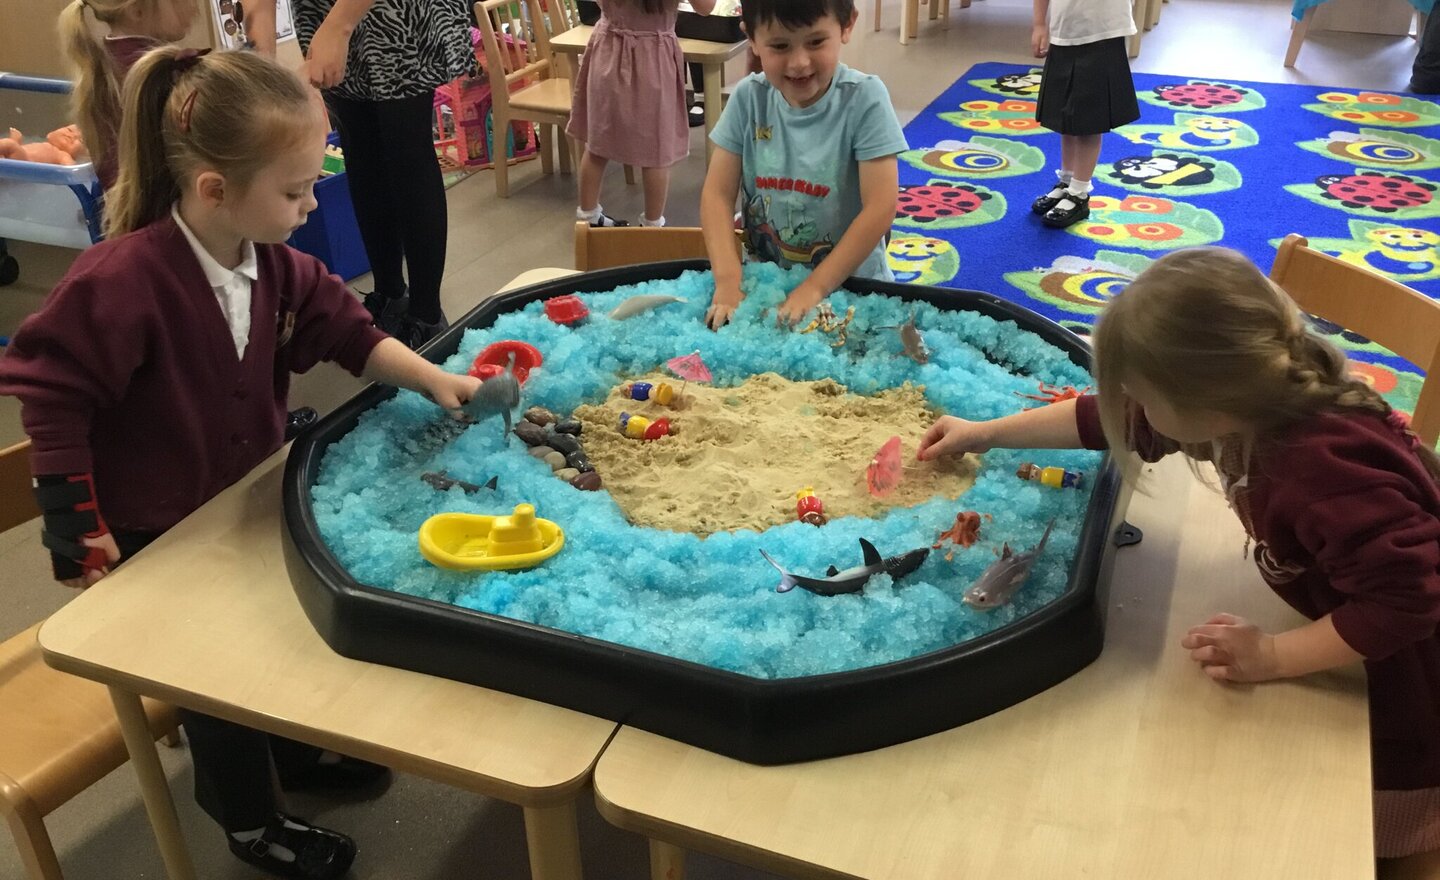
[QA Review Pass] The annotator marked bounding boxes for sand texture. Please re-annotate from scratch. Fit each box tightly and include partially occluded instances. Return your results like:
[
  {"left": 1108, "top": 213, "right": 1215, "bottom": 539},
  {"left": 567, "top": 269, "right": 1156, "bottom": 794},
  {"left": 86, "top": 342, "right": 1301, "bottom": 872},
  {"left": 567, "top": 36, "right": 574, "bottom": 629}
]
[{"left": 571, "top": 372, "right": 979, "bottom": 535}]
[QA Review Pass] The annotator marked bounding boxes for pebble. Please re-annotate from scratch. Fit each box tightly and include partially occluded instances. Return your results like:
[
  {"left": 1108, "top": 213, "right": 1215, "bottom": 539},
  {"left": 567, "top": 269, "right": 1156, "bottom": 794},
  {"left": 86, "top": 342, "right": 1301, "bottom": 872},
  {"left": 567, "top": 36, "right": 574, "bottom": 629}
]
[
  {"left": 555, "top": 467, "right": 579, "bottom": 481},
  {"left": 553, "top": 419, "right": 582, "bottom": 435},
  {"left": 570, "top": 471, "right": 602, "bottom": 491},
  {"left": 514, "top": 421, "right": 548, "bottom": 447},
  {"left": 565, "top": 451, "right": 594, "bottom": 473},
  {"left": 543, "top": 451, "right": 566, "bottom": 470},
  {"left": 524, "top": 406, "right": 557, "bottom": 426},
  {"left": 528, "top": 445, "right": 556, "bottom": 460},
  {"left": 547, "top": 432, "right": 582, "bottom": 455}
]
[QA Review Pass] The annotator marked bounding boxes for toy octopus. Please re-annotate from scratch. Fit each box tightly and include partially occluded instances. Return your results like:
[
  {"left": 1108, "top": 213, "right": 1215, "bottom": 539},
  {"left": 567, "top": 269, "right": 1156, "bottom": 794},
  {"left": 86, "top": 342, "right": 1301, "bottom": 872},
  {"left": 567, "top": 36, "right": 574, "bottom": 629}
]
[{"left": 933, "top": 511, "right": 991, "bottom": 561}]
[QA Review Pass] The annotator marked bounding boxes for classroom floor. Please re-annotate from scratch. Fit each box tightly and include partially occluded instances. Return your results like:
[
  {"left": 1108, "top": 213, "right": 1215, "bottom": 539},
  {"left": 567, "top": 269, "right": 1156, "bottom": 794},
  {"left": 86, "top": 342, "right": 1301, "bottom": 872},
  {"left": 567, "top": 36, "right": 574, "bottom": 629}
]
[{"left": 0, "top": 0, "right": 1424, "bottom": 876}]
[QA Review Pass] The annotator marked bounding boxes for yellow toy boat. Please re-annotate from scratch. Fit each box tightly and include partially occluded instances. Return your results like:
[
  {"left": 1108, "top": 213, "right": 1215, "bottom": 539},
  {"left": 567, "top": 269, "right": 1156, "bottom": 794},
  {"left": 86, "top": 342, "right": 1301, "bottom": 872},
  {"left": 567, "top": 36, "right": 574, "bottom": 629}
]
[{"left": 418, "top": 504, "right": 565, "bottom": 571}]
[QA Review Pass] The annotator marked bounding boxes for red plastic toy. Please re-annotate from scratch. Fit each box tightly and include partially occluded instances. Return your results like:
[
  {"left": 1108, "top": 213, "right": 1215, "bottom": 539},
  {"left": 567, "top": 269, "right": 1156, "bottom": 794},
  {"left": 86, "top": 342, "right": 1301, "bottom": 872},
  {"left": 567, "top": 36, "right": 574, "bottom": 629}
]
[
  {"left": 543, "top": 295, "right": 589, "bottom": 325},
  {"left": 468, "top": 340, "right": 543, "bottom": 384}
]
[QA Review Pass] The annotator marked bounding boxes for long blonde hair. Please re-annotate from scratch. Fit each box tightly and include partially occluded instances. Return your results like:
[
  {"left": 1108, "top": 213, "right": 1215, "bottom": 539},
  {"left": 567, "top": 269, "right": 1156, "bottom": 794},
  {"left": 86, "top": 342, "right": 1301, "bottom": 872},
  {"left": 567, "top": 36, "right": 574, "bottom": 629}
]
[
  {"left": 60, "top": 0, "right": 161, "bottom": 175},
  {"left": 106, "top": 47, "right": 316, "bottom": 237},
  {"left": 1092, "top": 246, "right": 1440, "bottom": 481}
]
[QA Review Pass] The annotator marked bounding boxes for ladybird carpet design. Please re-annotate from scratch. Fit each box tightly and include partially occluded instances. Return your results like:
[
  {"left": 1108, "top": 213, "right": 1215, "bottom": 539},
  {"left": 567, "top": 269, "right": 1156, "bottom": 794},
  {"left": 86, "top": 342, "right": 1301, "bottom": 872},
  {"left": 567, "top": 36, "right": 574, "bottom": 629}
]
[{"left": 891, "top": 62, "right": 1440, "bottom": 416}]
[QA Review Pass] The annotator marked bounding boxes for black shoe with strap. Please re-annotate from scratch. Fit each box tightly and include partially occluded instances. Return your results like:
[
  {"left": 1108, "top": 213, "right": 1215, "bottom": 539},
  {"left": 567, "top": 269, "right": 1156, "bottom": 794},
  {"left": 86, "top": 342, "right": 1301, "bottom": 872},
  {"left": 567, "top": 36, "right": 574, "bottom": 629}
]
[
  {"left": 284, "top": 407, "right": 318, "bottom": 441},
  {"left": 361, "top": 288, "right": 409, "bottom": 335},
  {"left": 399, "top": 312, "right": 450, "bottom": 351},
  {"left": 228, "top": 813, "right": 356, "bottom": 880},
  {"left": 1043, "top": 192, "right": 1091, "bottom": 228},
  {"left": 1032, "top": 183, "right": 1069, "bottom": 215}
]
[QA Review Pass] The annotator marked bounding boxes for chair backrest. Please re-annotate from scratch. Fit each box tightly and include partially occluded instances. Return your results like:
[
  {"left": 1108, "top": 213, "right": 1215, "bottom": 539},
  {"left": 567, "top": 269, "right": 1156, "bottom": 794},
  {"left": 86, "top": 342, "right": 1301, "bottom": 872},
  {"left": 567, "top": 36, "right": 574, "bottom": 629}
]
[
  {"left": 544, "top": 0, "right": 583, "bottom": 34},
  {"left": 0, "top": 440, "right": 41, "bottom": 534},
  {"left": 474, "top": 0, "right": 553, "bottom": 116},
  {"left": 574, "top": 222, "right": 744, "bottom": 271},
  {"left": 1270, "top": 232, "right": 1440, "bottom": 446}
]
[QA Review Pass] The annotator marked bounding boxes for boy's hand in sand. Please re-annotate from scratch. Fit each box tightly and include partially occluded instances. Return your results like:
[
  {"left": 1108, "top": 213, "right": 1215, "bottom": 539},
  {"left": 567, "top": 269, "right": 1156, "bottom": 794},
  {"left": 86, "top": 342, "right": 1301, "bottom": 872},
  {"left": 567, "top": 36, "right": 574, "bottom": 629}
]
[
  {"left": 775, "top": 280, "right": 825, "bottom": 326},
  {"left": 917, "top": 415, "right": 993, "bottom": 460},
  {"left": 706, "top": 284, "right": 745, "bottom": 329}
]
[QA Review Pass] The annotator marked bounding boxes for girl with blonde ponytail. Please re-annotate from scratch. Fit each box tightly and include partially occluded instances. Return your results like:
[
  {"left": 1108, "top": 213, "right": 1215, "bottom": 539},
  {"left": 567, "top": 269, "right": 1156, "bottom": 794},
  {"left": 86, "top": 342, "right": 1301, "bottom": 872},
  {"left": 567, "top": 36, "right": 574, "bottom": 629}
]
[
  {"left": 916, "top": 246, "right": 1440, "bottom": 870},
  {"left": 59, "top": 0, "right": 196, "bottom": 190},
  {"left": 1, "top": 47, "right": 484, "bottom": 880}
]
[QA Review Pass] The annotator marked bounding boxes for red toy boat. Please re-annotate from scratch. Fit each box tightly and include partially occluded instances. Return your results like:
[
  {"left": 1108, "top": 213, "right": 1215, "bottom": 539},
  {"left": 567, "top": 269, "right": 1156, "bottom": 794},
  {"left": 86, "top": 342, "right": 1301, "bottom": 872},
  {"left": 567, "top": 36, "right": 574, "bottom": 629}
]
[
  {"left": 468, "top": 340, "right": 543, "bottom": 384},
  {"left": 543, "top": 295, "right": 589, "bottom": 325}
]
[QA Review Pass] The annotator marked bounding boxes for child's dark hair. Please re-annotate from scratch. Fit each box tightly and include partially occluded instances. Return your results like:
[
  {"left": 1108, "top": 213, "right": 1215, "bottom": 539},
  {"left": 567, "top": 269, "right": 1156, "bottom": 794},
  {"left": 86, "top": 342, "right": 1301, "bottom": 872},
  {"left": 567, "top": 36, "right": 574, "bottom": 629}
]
[
  {"left": 106, "top": 47, "right": 317, "bottom": 237},
  {"left": 742, "top": 0, "right": 857, "bottom": 36}
]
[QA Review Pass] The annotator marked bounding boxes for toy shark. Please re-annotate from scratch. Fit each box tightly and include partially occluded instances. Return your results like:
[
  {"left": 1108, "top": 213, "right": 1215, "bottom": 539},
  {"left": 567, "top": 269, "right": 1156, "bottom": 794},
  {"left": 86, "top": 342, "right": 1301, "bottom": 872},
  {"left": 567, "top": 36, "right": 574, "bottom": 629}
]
[
  {"left": 963, "top": 519, "right": 1055, "bottom": 610},
  {"left": 760, "top": 539, "right": 930, "bottom": 596},
  {"left": 461, "top": 353, "right": 521, "bottom": 441},
  {"left": 421, "top": 471, "right": 499, "bottom": 493},
  {"left": 877, "top": 312, "right": 929, "bottom": 364},
  {"left": 608, "top": 295, "right": 687, "bottom": 320}
]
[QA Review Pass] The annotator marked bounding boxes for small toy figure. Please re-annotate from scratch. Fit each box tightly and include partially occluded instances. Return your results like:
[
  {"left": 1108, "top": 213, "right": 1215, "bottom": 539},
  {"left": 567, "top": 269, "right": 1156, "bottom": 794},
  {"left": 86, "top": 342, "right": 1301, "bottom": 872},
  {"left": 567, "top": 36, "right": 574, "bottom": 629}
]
[
  {"left": 964, "top": 520, "right": 1055, "bottom": 609},
  {"left": 760, "top": 539, "right": 930, "bottom": 596},
  {"left": 1016, "top": 462, "right": 1083, "bottom": 489},
  {"left": 619, "top": 381, "right": 678, "bottom": 405},
  {"left": 618, "top": 412, "right": 677, "bottom": 440},
  {"left": 608, "top": 294, "right": 687, "bottom": 320},
  {"left": 794, "top": 487, "right": 827, "bottom": 526},
  {"left": 796, "top": 302, "right": 857, "bottom": 347},
  {"left": 543, "top": 295, "right": 589, "bottom": 325},
  {"left": 933, "top": 510, "right": 991, "bottom": 560},
  {"left": 1015, "top": 381, "right": 1091, "bottom": 408},
  {"left": 0, "top": 126, "right": 86, "bottom": 165},
  {"left": 876, "top": 312, "right": 929, "bottom": 364}
]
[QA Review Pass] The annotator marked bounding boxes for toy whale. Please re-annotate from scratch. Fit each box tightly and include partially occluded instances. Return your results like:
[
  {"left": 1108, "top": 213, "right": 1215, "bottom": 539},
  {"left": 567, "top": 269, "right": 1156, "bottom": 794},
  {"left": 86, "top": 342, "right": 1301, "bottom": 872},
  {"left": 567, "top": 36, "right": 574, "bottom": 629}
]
[
  {"left": 461, "top": 352, "right": 521, "bottom": 441},
  {"left": 760, "top": 539, "right": 930, "bottom": 596},
  {"left": 963, "top": 519, "right": 1055, "bottom": 610},
  {"left": 608, "top": 295, "right": 687, "bottom": 320}
]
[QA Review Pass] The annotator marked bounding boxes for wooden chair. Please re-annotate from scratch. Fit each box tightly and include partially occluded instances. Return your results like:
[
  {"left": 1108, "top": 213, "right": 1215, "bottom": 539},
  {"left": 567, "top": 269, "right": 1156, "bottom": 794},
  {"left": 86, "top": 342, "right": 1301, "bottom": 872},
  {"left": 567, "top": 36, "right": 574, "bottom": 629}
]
[
  {"left": 1287, "top": 4, "right": 1428, "bottom": 67},
  {"left": 1270, "top": 233, "right": 1440, "bottom": 446},
  {"left": 574, "top": 221, "right": 743, "bottom": 270},
  {"left": 0, "top": 440, "right": 181, "bottom": 880}
]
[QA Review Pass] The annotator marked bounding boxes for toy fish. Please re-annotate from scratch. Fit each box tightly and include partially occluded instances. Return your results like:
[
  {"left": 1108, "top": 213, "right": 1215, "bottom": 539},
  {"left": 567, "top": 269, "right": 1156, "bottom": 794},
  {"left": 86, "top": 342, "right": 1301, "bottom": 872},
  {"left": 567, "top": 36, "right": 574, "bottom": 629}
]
[
  {"left": 461, "top": 352, "right": 521, "bottom": 441},
  {"left": 759, "top": 539, "right": 930, "bottom": 596},
  {"left": 877, "top": 312, "right": 929, "bottom": 364},
  {"left": 963, "top": 519, "right": 1055, "bottom": 610},
  {"left": 608, "top": 295, "right": 687, "bottom": 320},
  {"left": 421, "top": 471, "right": 499, "bottom": 493}
]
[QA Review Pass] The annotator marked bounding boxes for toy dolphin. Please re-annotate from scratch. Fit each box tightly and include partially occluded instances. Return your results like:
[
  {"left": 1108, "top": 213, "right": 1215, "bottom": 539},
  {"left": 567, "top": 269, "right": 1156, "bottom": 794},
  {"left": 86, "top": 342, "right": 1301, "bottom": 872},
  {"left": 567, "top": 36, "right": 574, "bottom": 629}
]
[
  {"left": 877, "top": 312, "right": 929, "bottom": 364},
  {"left": 963, "top": 519, "right": 1055, "bottom": 610},
  {"left": 608, "top": 295, "right": 687, "bottom": 320},
  {"left": 461, "top": 353, "right": 521, "bottom": 441},
  {"left": 759, "top": 539, "right": 930, "bottom": 596}
]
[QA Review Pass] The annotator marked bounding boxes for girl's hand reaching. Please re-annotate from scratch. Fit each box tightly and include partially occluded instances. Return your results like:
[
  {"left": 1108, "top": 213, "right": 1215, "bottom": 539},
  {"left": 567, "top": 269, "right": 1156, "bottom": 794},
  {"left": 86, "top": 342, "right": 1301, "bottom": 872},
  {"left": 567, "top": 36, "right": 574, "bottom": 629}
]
[
  {"left": 1181, "top": 613, "right": 1282, "bottom": 683},
  {"left": 917, "top": 416, "right": 994, "bottom": 460},
  {"left": 60, "top": 532, "right": 121, "bottom": 589}
]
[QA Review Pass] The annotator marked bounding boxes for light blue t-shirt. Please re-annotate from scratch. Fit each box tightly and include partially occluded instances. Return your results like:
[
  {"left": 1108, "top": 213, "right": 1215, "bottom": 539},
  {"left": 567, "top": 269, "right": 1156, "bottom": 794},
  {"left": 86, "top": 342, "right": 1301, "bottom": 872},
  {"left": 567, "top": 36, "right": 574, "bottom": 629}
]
[{"left": 711, "top": 64, "right": 908, "bottom": 282}]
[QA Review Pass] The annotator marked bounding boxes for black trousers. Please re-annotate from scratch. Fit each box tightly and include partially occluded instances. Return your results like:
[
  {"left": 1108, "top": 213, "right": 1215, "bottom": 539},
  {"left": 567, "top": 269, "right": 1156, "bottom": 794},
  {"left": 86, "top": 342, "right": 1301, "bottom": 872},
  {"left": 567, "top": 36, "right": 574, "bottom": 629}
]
[
  {"left": 326, "top": 91, "right": 449, "bottom": 324},
  {"left": 1413, "top": 9, "right": 1440, "bottom": 94},
  {"left": 114, "top": 532, "right": 324, "bottom": 833}
]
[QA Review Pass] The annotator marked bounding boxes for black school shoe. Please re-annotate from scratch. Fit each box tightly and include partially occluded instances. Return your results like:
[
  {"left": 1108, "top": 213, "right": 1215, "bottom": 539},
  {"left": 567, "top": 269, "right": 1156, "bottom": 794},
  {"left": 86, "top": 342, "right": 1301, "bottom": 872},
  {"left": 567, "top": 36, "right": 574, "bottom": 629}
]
[
  {"left": 361, "top": 288, "right": 409, "bottom": 335},
  {"left": 1032, "top": 183, "right": 1069, "bottom": 215},
  {"left": 1042, "top": 193, "right": 1091, "bottom": 228},
  {"left": 399, "top": 312, "right": 450, "bottom": 351},
  {"left": 228, "top": 813, "right": 356, "bottom": 880},
  {"left": 285, "top": 407, "right": 318, "bottom": 441}
]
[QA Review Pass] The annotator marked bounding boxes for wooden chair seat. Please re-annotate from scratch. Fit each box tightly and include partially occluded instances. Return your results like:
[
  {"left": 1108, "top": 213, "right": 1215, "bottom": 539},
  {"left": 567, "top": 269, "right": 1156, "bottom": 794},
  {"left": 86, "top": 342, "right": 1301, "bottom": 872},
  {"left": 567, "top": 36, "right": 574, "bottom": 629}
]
[{"left": 509, "top": 77, "right": 575, "bottom": 120}]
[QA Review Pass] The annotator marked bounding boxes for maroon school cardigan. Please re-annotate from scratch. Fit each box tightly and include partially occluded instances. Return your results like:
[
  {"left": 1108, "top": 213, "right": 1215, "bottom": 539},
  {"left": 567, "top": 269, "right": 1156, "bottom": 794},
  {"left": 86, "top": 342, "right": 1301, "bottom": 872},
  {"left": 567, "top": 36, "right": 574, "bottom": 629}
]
[
  {"left": 1075, "top": 394, "right": 1440, "bottom": 791},
  {"left": 0, "top": 214, "right": 386, "bottom": 534}
]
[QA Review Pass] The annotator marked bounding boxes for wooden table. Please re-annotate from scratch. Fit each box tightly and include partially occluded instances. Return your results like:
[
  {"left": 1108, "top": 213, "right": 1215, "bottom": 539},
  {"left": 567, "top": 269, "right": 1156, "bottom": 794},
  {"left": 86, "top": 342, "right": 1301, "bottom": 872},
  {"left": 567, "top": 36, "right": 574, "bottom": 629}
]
[
  {"left": 594, "top": 456, "right": 1375, "bottom": 879},
  {"left": 548, "top": 24, "right": 748, "bottom": 164},
  {"left": 37, "top": 269, "right": 617, "bottom": 880}
]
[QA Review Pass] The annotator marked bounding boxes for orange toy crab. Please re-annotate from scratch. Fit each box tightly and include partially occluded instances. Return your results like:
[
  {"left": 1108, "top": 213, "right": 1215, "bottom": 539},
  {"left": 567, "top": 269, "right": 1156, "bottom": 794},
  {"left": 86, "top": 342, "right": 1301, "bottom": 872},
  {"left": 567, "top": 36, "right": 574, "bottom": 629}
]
[
  {"left": 1015, "top": 381, "right": 1091, "bottom": 409},
  {"left": 933, "top": 511, "right": 992, "bottom": 560}
]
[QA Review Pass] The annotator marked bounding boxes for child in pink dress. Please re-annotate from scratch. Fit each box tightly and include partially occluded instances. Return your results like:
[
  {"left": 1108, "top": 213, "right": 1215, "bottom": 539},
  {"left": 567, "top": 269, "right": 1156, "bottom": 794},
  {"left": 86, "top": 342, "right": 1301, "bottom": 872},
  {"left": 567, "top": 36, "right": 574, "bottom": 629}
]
[{"left": 568, "top": 0, "right": 716, "bottom": 228}]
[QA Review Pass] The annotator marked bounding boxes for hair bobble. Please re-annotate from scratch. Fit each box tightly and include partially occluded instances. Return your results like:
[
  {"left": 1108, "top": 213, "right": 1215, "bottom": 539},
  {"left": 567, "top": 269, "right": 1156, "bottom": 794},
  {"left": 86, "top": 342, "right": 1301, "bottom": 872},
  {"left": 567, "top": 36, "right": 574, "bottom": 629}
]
[{"left": 1385, "top": 409, "right": 1422, "bottom": 451}]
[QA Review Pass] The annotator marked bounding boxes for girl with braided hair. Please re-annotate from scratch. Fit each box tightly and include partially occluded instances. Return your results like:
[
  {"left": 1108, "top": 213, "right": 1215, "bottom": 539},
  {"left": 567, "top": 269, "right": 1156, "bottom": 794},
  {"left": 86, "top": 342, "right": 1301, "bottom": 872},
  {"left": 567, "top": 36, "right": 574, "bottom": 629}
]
[{"left": 916, "top": 246, "right": 1440, "bottom": 871}]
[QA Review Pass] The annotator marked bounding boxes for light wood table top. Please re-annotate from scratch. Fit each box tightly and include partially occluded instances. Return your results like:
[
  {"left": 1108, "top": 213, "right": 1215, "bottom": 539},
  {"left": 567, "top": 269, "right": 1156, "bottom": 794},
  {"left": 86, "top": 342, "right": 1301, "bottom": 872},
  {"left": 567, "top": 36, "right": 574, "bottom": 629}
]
[
  {"left": 595, "top": 456, "right": 1375, "bottom": 879},
  {"left": 548, "top": 23, "right": 747, "bottom": 64}
]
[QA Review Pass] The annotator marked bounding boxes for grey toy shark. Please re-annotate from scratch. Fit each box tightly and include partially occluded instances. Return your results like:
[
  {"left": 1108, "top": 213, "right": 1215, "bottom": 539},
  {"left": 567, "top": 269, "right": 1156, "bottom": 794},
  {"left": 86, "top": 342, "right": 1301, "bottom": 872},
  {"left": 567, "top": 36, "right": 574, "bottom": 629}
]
[
  {"left": 963, "top": 519, "right": 1055, "bottom": 610},
  {"left": 760, "top": 539, "right": 930, "bottom": 596},
  {"left": 461, "top": 352, "right": 521, "bottom": 441}
]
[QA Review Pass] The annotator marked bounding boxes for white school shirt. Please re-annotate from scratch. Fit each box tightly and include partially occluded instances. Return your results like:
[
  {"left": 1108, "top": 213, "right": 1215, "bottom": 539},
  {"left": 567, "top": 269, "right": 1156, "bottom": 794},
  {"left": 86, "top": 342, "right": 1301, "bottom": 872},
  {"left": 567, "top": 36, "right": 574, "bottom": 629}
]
[
  {"left": 1047, "top": 0, "right": 1137, "bottom": 45},
  {"left": 171, "top": 204, "right": 256, "bottom": 359}
]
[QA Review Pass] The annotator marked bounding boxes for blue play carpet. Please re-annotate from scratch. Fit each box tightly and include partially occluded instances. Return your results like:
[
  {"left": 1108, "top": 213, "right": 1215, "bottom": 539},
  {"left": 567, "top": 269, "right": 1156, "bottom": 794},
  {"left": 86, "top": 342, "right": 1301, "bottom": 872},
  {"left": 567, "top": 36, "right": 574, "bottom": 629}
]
[{"left": 890, "top": 62, "right": 1440, "bottom": 416}]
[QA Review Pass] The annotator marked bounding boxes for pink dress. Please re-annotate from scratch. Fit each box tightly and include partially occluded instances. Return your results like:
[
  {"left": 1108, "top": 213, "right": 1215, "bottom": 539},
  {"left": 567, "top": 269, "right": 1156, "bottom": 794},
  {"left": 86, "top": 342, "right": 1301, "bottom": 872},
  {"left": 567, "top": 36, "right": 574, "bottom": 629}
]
[{"left": 566, "top": 0, "right": 689, "bottom": 168}]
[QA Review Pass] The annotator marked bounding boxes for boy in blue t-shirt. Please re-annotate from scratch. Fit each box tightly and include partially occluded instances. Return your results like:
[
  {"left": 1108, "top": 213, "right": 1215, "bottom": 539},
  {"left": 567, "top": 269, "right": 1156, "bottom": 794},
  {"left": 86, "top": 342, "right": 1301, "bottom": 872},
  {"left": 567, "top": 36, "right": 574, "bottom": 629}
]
[{"left": 701, "top": 0, "right": 908, "bottom": 329}]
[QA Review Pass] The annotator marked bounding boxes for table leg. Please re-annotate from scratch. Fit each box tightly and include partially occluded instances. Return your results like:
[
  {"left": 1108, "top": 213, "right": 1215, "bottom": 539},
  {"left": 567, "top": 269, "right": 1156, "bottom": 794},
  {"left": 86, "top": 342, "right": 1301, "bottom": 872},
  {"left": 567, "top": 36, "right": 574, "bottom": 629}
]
[
  {"left": 702, "top": 64, "right": 723, "bottom": 165},
  {"left": 523, "top": 801, "right": 583, "bottom": 880},
  {"left": 1285, "top": 6, "right": 1315, "bottom": 67},
  {"left": 901, "top": 0, "right": 919, "bottom": 44},
  {"left": 650, "top": 839, "right": 687, "bottom": 880},
  {"left": 109, "top": 687, "right": 196, "bottom": 880}
]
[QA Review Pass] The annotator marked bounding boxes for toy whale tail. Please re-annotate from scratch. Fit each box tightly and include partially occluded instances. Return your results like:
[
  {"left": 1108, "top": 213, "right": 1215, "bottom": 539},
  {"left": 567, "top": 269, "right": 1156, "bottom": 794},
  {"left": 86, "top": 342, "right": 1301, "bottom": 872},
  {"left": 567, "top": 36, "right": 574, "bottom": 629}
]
[
  {"left": 483, "top": 475, "right": 499, "bottom": 491},
  {"left": 859, "top": 538, "right": 882, "bottom": 568},
  {"left": 758, "top": 549, "right": 798, "bottom": 593}
]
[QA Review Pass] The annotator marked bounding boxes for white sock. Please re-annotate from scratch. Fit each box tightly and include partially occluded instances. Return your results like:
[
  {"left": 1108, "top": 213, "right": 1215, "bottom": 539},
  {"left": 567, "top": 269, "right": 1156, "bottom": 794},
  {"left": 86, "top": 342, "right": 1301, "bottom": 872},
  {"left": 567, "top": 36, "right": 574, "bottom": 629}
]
[
  {"left": 639, "top": 214, "right": 666, "bottom": 227},
  {"left": 1066, "top": 177, "right": 1093, "bottom": 197},
  {"left": 1056, "top": 169, "right": 1074, "bottom": 184},
  {"left": 576, "top": 205, "right": 602, "bottom": 222}
]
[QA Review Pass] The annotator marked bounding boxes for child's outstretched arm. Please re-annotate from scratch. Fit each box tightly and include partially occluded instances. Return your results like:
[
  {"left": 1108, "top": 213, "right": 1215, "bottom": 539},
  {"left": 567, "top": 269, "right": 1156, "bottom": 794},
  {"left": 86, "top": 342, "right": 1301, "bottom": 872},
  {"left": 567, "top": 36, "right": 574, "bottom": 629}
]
[
  {"left": 1181, "top": 613, "right": 1363, "bottom": 683},
  {"left": 702, "top": 147, "right": 745, "bottom": 329},
  {"left": 362, "top": 339, "right": 483, "bottom": 411},
  {"left": 776, "top": 156, "right": 900, "bottom": 325},
  {"left": 917, "top": 398, "right": 1085, "bottom": 460}
]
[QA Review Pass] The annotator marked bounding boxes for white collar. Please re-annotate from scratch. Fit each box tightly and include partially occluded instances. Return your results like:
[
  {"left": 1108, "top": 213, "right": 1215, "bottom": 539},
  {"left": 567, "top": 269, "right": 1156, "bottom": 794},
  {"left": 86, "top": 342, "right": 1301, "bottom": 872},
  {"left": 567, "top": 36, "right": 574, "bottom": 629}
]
[{"left": 171, "top": 204, "right": 259, "bottom": 287}]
